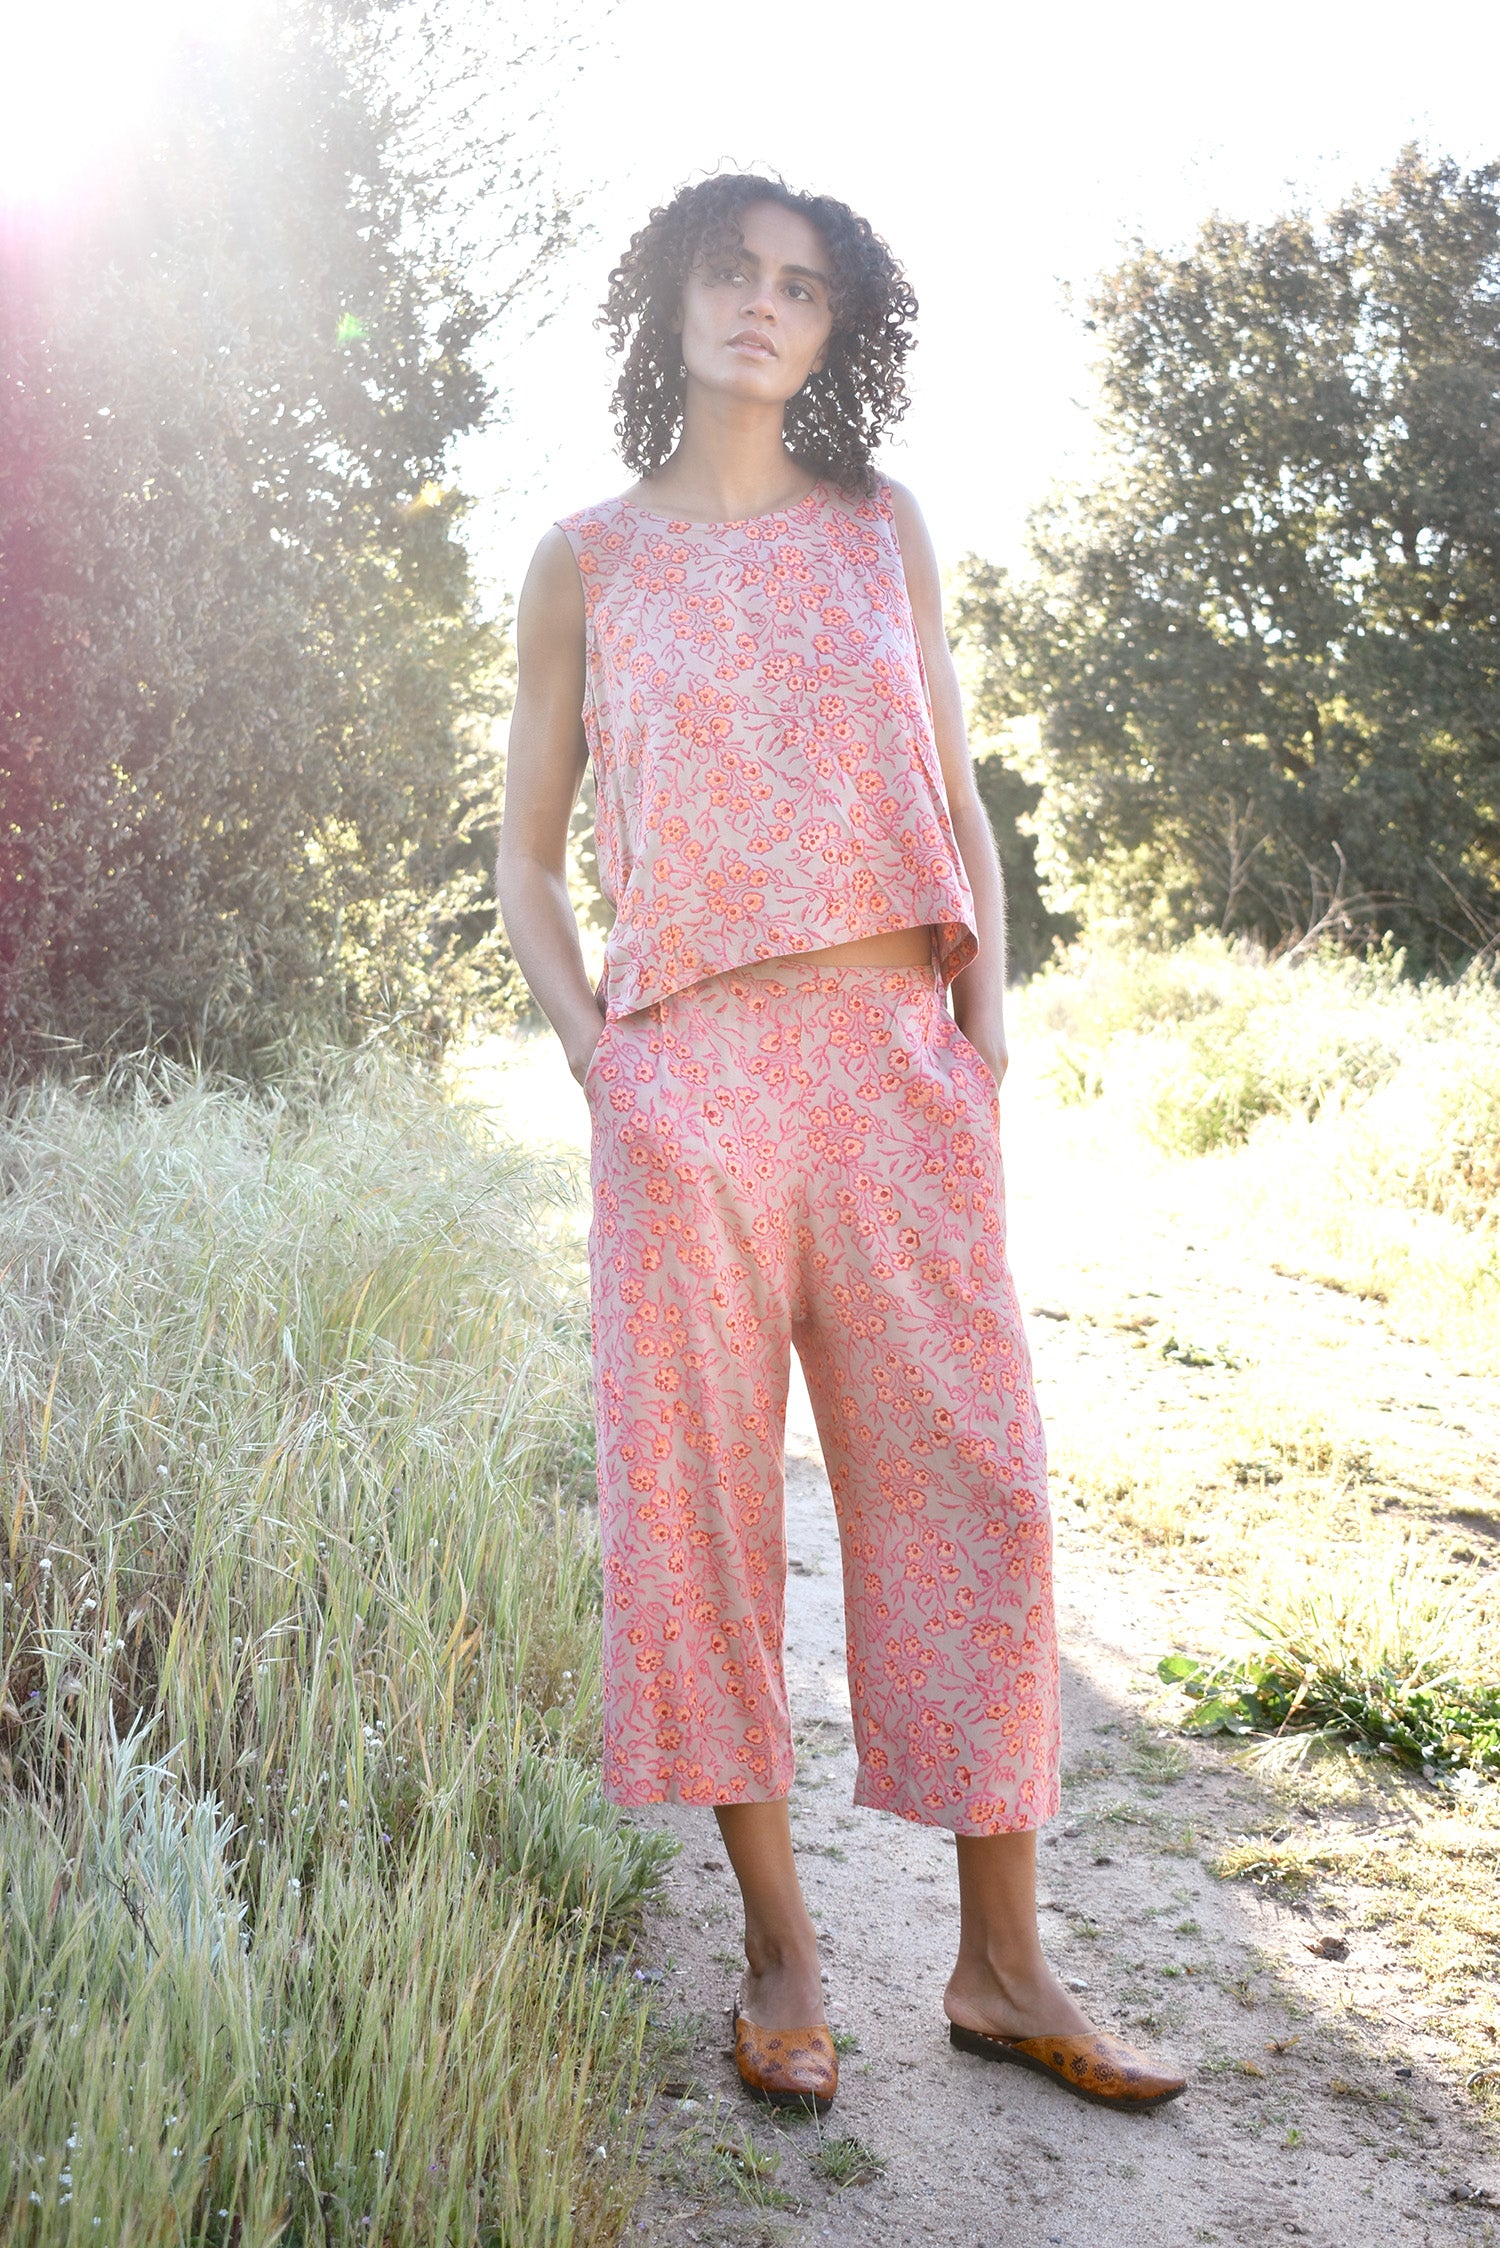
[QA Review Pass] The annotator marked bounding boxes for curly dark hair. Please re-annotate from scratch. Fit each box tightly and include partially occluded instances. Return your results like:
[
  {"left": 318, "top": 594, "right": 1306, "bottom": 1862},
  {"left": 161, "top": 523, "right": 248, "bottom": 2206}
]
[{"left": 600, "top": 173, "right": 918, "bottom": 496}]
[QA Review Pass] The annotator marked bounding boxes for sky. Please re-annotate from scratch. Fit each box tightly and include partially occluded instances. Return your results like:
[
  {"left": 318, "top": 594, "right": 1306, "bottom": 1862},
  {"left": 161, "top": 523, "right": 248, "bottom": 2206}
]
[
  {"left": 4, "top": 0, "right": 1499, "bottom": 604},
  {"left": 465, "top": 0, "right": 1500, "bottom": 603}
]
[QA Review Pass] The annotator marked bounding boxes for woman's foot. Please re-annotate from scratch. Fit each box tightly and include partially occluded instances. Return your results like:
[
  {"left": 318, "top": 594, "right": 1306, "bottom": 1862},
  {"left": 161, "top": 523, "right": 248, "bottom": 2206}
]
[
  {"left": 712, "top": 1801, "right": 827, "bottom": 2030},
  {"left": 942, "top": 1955, "right": 1094, "bottom": 2043}
]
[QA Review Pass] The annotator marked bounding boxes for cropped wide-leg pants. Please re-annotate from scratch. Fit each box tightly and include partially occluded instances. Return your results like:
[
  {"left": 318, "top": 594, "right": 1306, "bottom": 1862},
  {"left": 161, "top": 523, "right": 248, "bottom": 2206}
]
[{"left": 583, "top": 954, "right": 1060, "bottom": 1835}]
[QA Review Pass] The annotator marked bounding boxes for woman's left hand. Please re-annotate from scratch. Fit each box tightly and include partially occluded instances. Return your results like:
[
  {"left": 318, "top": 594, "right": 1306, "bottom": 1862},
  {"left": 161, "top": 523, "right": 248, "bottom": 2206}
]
[{"left": 959, "top": 1016, "right": 1008, "bottom": 1097}]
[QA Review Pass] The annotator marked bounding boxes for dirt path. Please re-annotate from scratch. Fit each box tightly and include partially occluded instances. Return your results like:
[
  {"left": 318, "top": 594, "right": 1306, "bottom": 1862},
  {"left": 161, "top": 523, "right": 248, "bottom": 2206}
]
[
  {"left": 456, "top": 1028, "right": 1499, "bottom": 2243},
  {"left": 610, "top": 1066, "right": 1500, "bottom": 2248}
]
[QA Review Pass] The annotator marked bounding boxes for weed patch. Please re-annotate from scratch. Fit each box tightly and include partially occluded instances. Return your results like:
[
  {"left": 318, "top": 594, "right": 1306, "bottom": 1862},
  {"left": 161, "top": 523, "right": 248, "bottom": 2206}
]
[
  {"left": 809, "top": 2134, "right": 887, "bottom": 2188},
  {"left": 1159, "top": 1548, "right": 1500, "bottom": 1778},
  {"left": 660, "top": 2113, "right": 798, "bottom": 2210}
]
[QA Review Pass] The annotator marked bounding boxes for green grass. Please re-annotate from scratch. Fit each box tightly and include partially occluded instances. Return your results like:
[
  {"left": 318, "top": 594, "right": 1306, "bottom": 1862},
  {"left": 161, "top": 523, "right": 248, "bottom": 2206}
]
[
  {"left": 1015, "top": 937, "right": 1500, "bottom": 2098},
  {"left": 658, "top": 2114, "right": 798, "bottom": 2209},
  {"left": 0, "top": 1053, "right": 673, "bottom": 2244},
  {"left": 808, "top": 2134, "right": 886, "bottom": 2188}
]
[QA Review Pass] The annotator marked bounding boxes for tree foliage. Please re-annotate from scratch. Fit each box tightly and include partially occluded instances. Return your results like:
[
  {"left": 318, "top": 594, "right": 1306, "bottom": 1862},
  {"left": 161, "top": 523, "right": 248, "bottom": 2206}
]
[
  {"left": 0, "top": 0, "right": 558, "bottom": 1069},
  {"left": 954, "top": 150, "right": 1500, "bottom": 968}
]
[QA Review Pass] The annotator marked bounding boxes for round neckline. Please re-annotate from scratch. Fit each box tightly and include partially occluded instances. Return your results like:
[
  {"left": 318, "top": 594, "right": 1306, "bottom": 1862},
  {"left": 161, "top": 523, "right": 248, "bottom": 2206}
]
[{"left": 615, "top": 478, "right": 827, "bottom": 531}]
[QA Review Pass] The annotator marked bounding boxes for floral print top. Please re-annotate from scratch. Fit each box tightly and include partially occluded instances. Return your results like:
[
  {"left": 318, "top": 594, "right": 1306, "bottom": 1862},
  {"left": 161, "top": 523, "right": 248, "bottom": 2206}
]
[{"left": 555, "top": 478, "right": 980, "bottom": 1019}]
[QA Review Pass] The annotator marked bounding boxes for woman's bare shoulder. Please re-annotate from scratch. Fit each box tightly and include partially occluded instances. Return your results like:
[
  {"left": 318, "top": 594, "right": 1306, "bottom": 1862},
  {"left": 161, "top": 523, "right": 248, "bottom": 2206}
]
[
  {"left": 517, "top": 525, "right": 586, "bottom": 653},
  {"left": 881, "top": 477, "right": 934, "bottom": 544},
  {"left": 880, "top": 479, "right": 941, "bottom": 602}
]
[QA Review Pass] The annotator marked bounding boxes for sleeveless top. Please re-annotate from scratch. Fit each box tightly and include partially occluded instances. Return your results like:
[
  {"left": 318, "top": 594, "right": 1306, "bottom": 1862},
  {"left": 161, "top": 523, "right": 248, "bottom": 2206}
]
[{"left": 554, "top": 477, "right": 979, "bottom": 1020}]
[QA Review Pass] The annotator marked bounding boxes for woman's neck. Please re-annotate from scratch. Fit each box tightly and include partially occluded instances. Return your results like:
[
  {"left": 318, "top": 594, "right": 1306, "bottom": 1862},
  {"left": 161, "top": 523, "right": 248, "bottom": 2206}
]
[{"left": 629, "top": 386, "right": 818, "bottom": 523}]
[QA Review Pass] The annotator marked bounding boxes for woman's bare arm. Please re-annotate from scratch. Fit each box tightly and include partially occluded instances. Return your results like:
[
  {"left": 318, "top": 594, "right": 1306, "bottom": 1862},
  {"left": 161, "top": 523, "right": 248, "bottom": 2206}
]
[
  {"left": 494, "top": 528, "right": 606, "bottom": 1083},
  {"left": 886, "top": 480, "right": 1009, "bottom": 1079}
]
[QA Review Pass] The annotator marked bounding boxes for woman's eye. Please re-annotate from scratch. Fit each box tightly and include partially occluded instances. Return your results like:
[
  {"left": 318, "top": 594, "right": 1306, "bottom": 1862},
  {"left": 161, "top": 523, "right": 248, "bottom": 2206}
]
[{"left": 786, "top": 282, "right": 811, "bottom": 300}]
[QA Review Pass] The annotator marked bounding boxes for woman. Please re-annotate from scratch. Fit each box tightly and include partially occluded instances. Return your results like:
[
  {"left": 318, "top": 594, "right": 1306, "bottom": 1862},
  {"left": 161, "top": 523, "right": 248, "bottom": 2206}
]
[{"left": 496, "top": 173, "right": 1186, "bottom": 2118}]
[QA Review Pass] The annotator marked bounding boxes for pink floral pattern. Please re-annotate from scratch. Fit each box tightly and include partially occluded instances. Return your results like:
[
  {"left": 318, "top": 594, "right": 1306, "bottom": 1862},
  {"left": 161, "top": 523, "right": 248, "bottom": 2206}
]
[
  {"left": 556, "top": 481, "right": 980, "bottom": 1019},
  {"left": 585, "top": 956, "right": 1060, "bottom": 1835}
]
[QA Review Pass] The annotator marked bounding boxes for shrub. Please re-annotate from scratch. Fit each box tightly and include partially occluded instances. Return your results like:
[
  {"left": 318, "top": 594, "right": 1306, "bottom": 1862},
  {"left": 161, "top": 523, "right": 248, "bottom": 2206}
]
[
  {"left": 952, "top": 154, "right": 1500, "bottom": 969},
  {"left": 1023, "top": 934, "right": 1500, "bottom": 1230},
  {"left": 0, "top": 2, "right": 561, "bottom": 1070},
  {"left": 483, "top": 1745, "right": 677, "bottom": 1931}
]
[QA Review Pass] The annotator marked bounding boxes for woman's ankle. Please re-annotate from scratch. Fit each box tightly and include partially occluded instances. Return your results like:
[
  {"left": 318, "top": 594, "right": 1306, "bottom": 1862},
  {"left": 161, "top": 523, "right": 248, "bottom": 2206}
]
[{"left": 744, "top": 1920, "right": 821, "bottom": 1980}]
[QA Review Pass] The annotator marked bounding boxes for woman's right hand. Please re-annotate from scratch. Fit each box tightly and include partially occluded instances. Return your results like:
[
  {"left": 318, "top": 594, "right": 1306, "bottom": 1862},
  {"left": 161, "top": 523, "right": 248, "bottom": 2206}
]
[{"left": 568, "top": 1012, "right": 607, "bottom": 1086}]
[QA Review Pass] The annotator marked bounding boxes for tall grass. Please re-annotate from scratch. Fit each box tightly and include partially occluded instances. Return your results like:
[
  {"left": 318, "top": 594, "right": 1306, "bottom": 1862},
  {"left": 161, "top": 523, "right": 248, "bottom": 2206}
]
[
  {"left": 0, "top": 1056, "right": 673, "bottom": 2244},
  {"left": 1021, "top": 934, "right": 1500, "bottom": 1354}
]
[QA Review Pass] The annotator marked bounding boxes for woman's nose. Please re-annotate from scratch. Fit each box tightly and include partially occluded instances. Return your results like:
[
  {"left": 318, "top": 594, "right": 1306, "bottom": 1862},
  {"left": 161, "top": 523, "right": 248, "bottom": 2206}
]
[{"left": 739, "top": 284, "right": 776, "bottom": 322}]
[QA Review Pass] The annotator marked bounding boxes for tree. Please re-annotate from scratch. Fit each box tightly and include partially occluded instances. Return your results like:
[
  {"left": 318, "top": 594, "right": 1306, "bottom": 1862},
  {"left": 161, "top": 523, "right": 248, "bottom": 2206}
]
[
  {"left": 954, "top": 150, "right": 1500, "bottom": 968},
  {"left": 0, "top": 0, "right": 562, "bottom": 1068}
]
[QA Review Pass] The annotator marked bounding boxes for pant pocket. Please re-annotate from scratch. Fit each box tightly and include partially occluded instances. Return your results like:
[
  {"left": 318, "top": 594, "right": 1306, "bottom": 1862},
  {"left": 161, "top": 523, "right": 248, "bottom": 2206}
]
[
  {"left": 582, "top": 1015, "right": 616, "bottom": 1095},
  {"left": 944, "top": 1014, "right": 1001, "bottom": 1104}
]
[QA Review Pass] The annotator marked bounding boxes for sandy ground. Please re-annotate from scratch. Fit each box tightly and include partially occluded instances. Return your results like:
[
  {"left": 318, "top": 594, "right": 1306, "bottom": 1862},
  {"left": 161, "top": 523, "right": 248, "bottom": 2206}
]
[{"left": 459, "top": 1027, "right": 1500, "bottom": 2246}]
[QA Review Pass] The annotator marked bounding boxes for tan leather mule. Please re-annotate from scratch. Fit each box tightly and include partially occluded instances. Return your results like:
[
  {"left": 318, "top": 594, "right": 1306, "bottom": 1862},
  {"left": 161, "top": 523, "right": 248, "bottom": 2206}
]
[
  {"left": 948, "top": 2021, "right": 1188, "bottom": 2109},
  {"left": 732, "top": 1999, "right": 838, "bottom": 2114}
]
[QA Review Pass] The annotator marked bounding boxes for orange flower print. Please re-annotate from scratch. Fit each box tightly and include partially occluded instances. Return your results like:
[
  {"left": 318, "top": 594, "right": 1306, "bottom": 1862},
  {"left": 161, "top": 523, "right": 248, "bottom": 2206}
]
[
  {"left": 556, "top": 480, "right": 978, "bottom": 1022},
  {"left": 585, "top": 956, "right": 1059, "bottom": 1837}
]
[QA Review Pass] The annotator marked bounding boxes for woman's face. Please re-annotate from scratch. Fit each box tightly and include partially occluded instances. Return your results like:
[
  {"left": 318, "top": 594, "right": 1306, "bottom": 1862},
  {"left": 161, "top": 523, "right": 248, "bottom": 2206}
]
[{"left": 674, "top": 199, "right": 835, "bottom": 408}]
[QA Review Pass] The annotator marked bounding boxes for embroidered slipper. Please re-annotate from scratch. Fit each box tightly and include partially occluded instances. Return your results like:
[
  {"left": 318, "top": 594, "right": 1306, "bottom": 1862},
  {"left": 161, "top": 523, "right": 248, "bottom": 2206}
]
[
  {"left": 732, "top": 1998, "right": 838, "bottom": 2114},
  {"left": 948, "top": 2021, "right": 1187, "bottom": 2110}
]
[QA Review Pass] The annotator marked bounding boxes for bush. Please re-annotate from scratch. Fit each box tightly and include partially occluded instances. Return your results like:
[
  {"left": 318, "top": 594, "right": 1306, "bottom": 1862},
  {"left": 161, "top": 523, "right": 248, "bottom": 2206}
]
[
  {"left": 0, "top": 2, "right": 559, "bottom": 1071},
  {"left": 952, "top": 154, "right": 1500, "bottom": 969},
  {"left": 484, "top": 1745, "right": 678, "bottom": 1931}
]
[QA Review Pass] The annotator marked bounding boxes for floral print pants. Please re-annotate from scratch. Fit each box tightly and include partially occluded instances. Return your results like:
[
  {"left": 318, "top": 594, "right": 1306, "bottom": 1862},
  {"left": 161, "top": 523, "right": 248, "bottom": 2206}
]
[{"left": 583, "top": 955, "right": 1060, "bottom": 1835}]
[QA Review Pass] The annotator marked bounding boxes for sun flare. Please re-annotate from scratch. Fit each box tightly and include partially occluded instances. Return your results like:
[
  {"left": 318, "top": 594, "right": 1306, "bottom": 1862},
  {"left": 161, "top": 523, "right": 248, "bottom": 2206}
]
[{"left": 1, "top": 0, "right": 260, "bottom": 204}]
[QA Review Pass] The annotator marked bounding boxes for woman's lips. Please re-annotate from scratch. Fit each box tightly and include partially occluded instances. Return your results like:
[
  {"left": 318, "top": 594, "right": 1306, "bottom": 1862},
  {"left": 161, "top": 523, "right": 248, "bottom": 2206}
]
[{"left": 727, "top": 331, "right": 776, "bottom": 357}]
